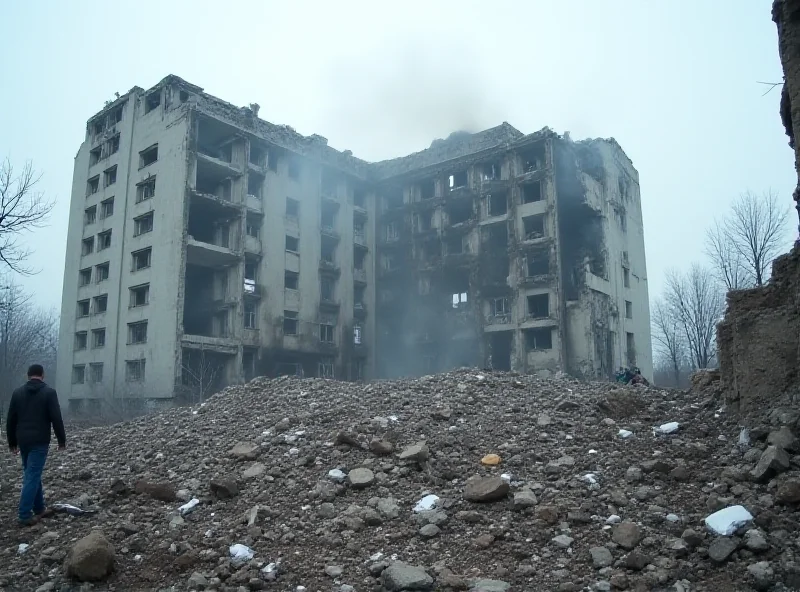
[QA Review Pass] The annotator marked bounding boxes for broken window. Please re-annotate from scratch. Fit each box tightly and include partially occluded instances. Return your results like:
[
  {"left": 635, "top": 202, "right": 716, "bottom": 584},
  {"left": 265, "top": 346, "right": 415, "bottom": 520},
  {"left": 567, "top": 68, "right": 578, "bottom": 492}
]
[
  {"left": 526, "top": 254, "right": 550, "bottom": 276},
  {"left": 249, "top": 145, "right": 265, "bottom": 167},
  {"left": 179, "top": 90, "right": 191, "bottom": 103},
  {"left": 107, "top": 134, "right": 120, "bottom": 156},
  {"left": 75, "top": 331, "right": 87, "bottom": 350},
  {"left": 84, "top": 206, "right": 96, "bottom": 225},
  {"left": 420, "top": 180, "right": 436, "bottom": 200},
  {"left": 487, "top": 192, "right": 508, "bottom": 217},
  {"left": 354, "top": 219, "right": 366, "bottom": 244},
  {"left": 482, "top": 161, "right": 501, "bottom": 181},
  {"left": 452, "top": 292, "right": 468, "bottom": 309},
  {"left": 521, "top": 182, "right": 542, "bottom": 204},
  {"left": 93, "top": 295, "right": 107, "bottom": 313},
  {"left": 247, "top": 173, "right": 262, "bottom": 198},
  {"left": 79, "top": 267, "right": 92, "bottom": 286},
  {"left": 421, "top": 240, "right": 439, "bottom": 261},
  {"left": 92, "top": 328, "right": 106, "bottom": 348},
  {"left": 354, "top": 285, "right": 365, "bottom": 307},
  {"left": 87, "top": 176, "right": 99, "bottom": 195},
  {"left": 110, "top": 106, "right": 123, "bottom": 125},
  {"left": 626, "top": 332, "right": 636, "bottom": 365},
  {"left": 354, "top": 249, "right": 366, "bottom": 270},
  {"left": 244, "top": 301, "right": 257, "bottom": 329},
  {"left": 320, "top": 277, "right": 335, "bottom": 301},
  {"left": 321, "top": 170, "right": 337, "bottom": 196},
  {"left": 92, "top": 119, "right": 104, "bottom": 137},
  {"left": 285, "top": 271, "right": 299, "bottom": 290},
  {"left": 97, "top": 230, "right": 111, "bottom": 251},
  {"left": 384, "top": 189, "right": 403, "bottom": 210},
  {"left": 90, "top": 363, "right": 103, "bottom": 383},
  {"left": 492, "top": 297, "right": 509, "bottom": 318},
  {"left": 484, "top": 223, "right": 508, "bottom": 249},
  {"left": 96, "top": 262, "right": 110, "bottom": 282},
  {"left": 125, "top": 359, "right": 146, "bottom": 382},
  {"left": 134, "top": 212, "right": 154, "bottom": 236},
  {"left": 623, "top": 267, "right": 630, "bottom": 288},
  {"left": 130, "top": 284, "right": 150, "bottom": 307},
  {"left": 139, "top": 144, "right": 158, "bottom": 168},
  {"left": 448, "top": 171, "right": 468, "bottom": 190},
  {"left": 81, "top": 237, "right": 94, "bottom": 256},
  {"left": 381, "top": 254, "right": 396, "bottom": 271},
  {"left": 319, "top": 323, "right": 335, "bottom": 343},
  {"left": 321, "top": 239, "right": 336, "bottom": 264},
  {"left": 625, "top": 300, "right": 633, "bottom": 319},
  {"left": 101, "top": 197, "right": 114, "bottom": 218},
  {"left": 285, "top": 235, "right": 299, "bottom": 252},
  {"left": 286, "top": 198, "right": 299, "bottom": 219},
  {"left": 354, "top": 188, "right": 366, "bottom": 208},
  {"left": 318, "top": 359, "right": 334, "bottom": 378},
  {"left": 521, "top": 145, "right": 545, "bottom": 173},
  {"left": 354, "top": 359, "right": 365, "bottom": 381},
  {"left": 137, "top": 177, "right": 156, "bottom": 202},
  {"left": 89, "top": 146, "right": 101, "bottom": 166},
  {"left": 246, "top": 214, "right": 260, "bottom": 238},
  {"left": 445, "top": 235, "right": 464, "bottom": 255},
  {"left": 268, "top": 150, "right": 279, "bottom": 172},
  {"left": 524, "top": 327, "right": 553, "bottom": 350},
  {"left": 527, "top": 293, "right": 549, "bottom": 318},
  {"left": 447, "top": 201, "right": 472, "bottom": 225},
  {"left": 353, "top": 324, "right": 362, "bottom": 345},
  {"left": 384, "top": 221, "right": 399, "bottom": 242},
  {"left": 132, "top": 248, "right": 151, "bottom": 271},
  {"left": 103, "top": 166, "right": 117, "bottom": 187},
  {"left": 77, "top": 299, "right": 90, "bottom": 317},
  {"left": 321, "top": 208, "right": 336, "bottom": 231},
  {"left": 288, "top": 160, "right": 301, "bottom": 180},
  {"left": 128, "top": 321, "right": 148, "bottom": 344},
  {"left": 283, "top": 310, "right": 298, "bottom": 335},
  {"left": 72, "top": 365, "right": 85, "bottom": 385},
  {"left": 523, "top": 214, "right": 545, "bottom": 240},
  {"left": 145, "top": 91, "right": 160, "bottom": 114},
  {"left": 244, "top": 262, "right": 258, "bottom": 293}
]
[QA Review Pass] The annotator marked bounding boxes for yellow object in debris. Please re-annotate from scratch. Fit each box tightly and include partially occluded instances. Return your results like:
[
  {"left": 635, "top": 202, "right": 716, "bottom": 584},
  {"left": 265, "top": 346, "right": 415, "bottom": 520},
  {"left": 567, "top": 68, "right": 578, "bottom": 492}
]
[{"left": 481, "top": 454, "right": 501, "bottom": 466}]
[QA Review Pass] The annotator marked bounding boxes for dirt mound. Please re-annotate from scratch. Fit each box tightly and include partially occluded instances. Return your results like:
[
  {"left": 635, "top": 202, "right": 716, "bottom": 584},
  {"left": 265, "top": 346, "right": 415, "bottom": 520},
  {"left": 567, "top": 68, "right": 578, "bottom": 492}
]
[{"left": 1, "top": 370, "right": 799, "bottom": 591}]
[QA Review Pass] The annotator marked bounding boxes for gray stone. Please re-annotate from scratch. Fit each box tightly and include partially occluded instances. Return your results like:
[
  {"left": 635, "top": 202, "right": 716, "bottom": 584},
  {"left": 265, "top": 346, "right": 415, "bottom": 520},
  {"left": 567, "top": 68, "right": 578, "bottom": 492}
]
[
  {"left": 747, "top": 561, "right": 774, "bottom": 591},
  {"left": 776, "top": 478, "right": 800, "bottom": 504},
  {"left": 681, "top": 528, "right": 703, "bottom": 548},
  {"left": 348, "top": 468, "right": 375, "bottom": 489},
  {"left": 708, "top": 537, "right": 739, "bottom": 563},
  {"left": 370, "top": 438, "right": 395, "bottom": 456},
  {"left": 767, "top": 426, "right": 799, "bottom": 452},
  {"left": 744, "top": 529, "right": 770, "bottom": 552},
  {"left": 464, "top": 476, "right": 510, "bottom": 502},
  {"left": 612, "top": 521, "right": 641, "bottom": 550},
  {"left": 397, "top": 442, "right": 430, "bottom": 463},
  {"left": 381, "top": 562, "right": 434, "bottom": 591},
  {"left": 230, "top": 442, "right": 260, "bottom": 461},
  {"left": 34, "top": 583, "right": 55, "bottom": 592},
  {"left": 415, "top": 510, "right": 448, "bottom": 526},
  {"left": 210, "top": 478, "right": 239, "bottom": 499},
  {"left": 419, "top": 524, "right": 441, "bottom": 538},
  {"left": 625, "top": 467, "right": 643, "bottom": 483},
  {"left": 552, "top": 534, "right": 574, "bottom": 548},
  {"left": 242, "top": 463, "right": 265, "bottom": 479},
  {"left": 376, "top": 497, "right": 401, "bottom": 519},
  {"left": 64, "top": 531, "right": 115, "bottom": 582},
  {"left": 751, "top": 446, "right": 790, "bottom": 483},
  {"left": 187, "top": 572, "right": 208, "bottom": 590},
  {"left": 469, "top": 580, "right": 511, "bottom": 592},
  {"left": 513, "top": 489, "right": 538, "bottom": 509},
  {"left": 589, "top": 546, "right": 613, "bottom": 568},
  {"left": 325, "top": 565, "right": 343, "bottom": 578}
]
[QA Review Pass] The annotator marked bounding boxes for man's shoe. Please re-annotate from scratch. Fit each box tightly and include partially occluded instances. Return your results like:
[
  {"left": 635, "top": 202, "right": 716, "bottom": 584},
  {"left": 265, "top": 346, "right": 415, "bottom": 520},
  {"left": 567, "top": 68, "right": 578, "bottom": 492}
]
[
  {"left": 18, "top": 516, "right": 40, "bottom": 527},
  {"left": 35, "top": 508, "right": 54, "bottom": 519}
]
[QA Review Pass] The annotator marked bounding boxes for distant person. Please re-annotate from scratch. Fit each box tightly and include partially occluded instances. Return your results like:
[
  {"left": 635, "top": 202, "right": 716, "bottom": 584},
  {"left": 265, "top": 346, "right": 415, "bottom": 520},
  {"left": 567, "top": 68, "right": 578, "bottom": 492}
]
[{"left": 5, "top": 364, "right": 66, "bottom": 526}]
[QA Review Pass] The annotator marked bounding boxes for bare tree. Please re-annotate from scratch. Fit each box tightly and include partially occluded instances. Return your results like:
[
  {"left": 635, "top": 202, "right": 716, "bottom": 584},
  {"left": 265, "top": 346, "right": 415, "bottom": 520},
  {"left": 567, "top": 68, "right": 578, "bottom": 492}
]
[
  {"left": 0, "top": 279, "right": 59, "bottom": 421},
  {"left": 178, "top": 349, "right": 224, "bottom": 404},
  {"left": 706, "top": 190, "right": 790, "bottom": 289},
  {"left": 664, "top": 265, "right": 724, "bottom": 370},
  {"left": 650, "top": 298, "right": 687, "bottom": 385},
  {"left": 0, "top": 158, "right": 56, "bottom": 274}
]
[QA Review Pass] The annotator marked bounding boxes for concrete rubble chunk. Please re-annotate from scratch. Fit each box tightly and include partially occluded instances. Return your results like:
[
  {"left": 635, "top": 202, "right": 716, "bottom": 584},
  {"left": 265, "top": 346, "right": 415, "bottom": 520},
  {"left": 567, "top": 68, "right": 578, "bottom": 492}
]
[
  {"left": 230, "top": 442, "right": 260, "bottom": 461},
  {"left": 589, "top": 546, "right": 613, "bottom": 568},
  {"left": 751, "top": 445, "right": 790, "bottom": 482},
  {"left": 64, "top": 531, "right": 115, "bottom": 582},
  {"left": 469, "top": 580, "right": 511, "bottom": 592},
  {"left": 397, "top": 442, "right": 429, "bottom": 463},
  {"left": 767, "top": 425, "right": 799, "bottom": 452},
  {"left": 381, "top": 562, "right": 434, "bottom": 591},
  {"left": 708, "top": 537, "right": 739, "bottom": 563},
  {"left": 705, "top": 505, "right": 754, "bottom": 536},
  {"left": 464, "top": 476, "right": 510, "bottom": 502},
  {"left": 347, "top": 467, "right": 375, "bottom": 489},
  {"left": 612, "top": 521, "right": 641, "bottom": 550}
]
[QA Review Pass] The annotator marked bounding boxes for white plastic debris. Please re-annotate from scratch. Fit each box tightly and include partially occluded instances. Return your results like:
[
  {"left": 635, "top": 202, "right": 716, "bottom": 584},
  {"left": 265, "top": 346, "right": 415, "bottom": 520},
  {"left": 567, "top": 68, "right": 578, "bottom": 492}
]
[
  {"left": 388, "top": 415, "right": 399, "bottom": 422},
  {"left": 581, "top": 473, "right": 598, "bottom": 485},
  {"left": 262, "top": 560, "right": 280, "bottom": 575},
  {"left": 229, "top": 544, "right": 254, "bottom": 562},
  {"left": 413, "top": 494, "right": 440, "bottom": 513},
  {"left": 606, "top": 515, "right": 621, "bottom": 524},
  {"left": 705, "top": 505, "right": 754, "bottom": 536},
  {"left": 738, "top": 428, "right": 750, "bottom": 446},
  {"left": 618, "top": 429, "right": 633, "bottom": 439},
  {"left": 666, "top": 513, "right": 680, "bottom": 523},
  {"left": 588, "top": 449, "right": 598, "bottom": 454},
  {"left": 327, "top": 469, "right": 347, "bottom": 483},
  {"left": 179, "top": 498, "right": 200, "bottom": 516},
  {"left": 17, "top": 543, "right": 29, "bottom": 554},
  {"left": 500, "top": 473, "right": 513, "bottom": 482},
  {"left": 657, "top": 422, "right": 680, "bottom": 434},
  {"left": 369, "top": 552, "right": 384, "bottom": 562},
  {"left": 288, "top": 447, "right": 300, "bottom": 455}
]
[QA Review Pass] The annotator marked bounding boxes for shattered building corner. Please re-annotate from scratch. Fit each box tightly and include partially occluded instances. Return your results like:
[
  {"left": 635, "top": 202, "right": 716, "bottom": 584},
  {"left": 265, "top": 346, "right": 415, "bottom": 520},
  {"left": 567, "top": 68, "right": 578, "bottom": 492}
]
[{"left": 56, "top": 75, "right": 652, "bottom": 411}]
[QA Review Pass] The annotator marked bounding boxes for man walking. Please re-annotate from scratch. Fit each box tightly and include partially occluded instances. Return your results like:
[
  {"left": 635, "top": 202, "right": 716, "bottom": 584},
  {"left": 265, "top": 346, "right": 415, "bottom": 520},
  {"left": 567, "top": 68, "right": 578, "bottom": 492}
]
[{"left": 5, "top": 364, "right": 66, "bottom": 526}]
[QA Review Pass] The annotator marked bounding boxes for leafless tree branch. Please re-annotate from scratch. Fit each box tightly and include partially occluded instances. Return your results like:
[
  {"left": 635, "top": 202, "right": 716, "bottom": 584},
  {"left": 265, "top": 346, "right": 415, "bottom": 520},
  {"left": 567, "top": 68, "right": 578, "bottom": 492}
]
[{"left": 0, "top": 158, "right": 56, "bottom": 275}]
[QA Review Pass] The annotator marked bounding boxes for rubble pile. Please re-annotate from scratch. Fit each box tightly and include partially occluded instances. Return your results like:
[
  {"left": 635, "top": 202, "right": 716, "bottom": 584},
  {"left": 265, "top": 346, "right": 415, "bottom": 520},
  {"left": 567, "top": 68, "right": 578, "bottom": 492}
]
[{"left": 1, "top": 370, "right": 800, "bottom": 592}]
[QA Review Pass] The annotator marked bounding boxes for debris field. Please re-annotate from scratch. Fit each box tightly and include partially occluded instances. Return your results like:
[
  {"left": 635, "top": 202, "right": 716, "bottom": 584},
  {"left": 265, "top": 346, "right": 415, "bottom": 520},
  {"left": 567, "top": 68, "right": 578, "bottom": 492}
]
[{"left": 1, "top": 370, "right": 800, "bottom": 592}]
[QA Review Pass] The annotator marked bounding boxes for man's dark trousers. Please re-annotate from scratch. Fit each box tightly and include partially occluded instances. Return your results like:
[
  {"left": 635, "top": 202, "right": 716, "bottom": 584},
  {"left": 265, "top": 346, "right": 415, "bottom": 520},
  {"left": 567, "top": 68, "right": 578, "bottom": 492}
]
[{"left": 19, "top": 444, "right": 49, "bottom": 521}]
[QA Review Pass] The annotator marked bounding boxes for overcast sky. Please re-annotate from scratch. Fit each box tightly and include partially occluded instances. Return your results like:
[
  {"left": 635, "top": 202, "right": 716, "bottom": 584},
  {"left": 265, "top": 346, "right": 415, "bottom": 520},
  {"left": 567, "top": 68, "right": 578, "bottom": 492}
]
[{"left": 0, "top": 0, "right": 794, "bottom": 313}]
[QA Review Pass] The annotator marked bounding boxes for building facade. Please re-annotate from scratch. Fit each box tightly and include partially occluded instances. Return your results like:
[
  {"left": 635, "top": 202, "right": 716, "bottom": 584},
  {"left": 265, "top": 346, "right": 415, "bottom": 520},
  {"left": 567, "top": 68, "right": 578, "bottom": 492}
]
[{"left": 57, "top": 75, "right": 651, "bottom": 411}]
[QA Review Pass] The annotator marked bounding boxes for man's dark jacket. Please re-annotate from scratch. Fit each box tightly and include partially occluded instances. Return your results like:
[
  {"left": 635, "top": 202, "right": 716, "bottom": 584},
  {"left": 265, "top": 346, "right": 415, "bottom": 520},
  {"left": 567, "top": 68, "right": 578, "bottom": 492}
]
[{"left": 5, "top": 380, "right": 66, "bottom": 449}]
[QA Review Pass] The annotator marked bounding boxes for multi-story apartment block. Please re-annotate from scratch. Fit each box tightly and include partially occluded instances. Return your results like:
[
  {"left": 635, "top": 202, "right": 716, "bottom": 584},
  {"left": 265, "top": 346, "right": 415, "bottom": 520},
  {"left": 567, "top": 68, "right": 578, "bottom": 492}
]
[{"left": 57, "top": 75, "right": 651, "bottom": 411}]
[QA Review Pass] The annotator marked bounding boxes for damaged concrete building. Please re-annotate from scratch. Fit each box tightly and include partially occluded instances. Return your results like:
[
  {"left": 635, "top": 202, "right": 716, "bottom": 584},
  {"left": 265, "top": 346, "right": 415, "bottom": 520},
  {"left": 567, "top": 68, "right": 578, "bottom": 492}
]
[{"left": 57, "top": 75, "right": 652, "bottom": 410}]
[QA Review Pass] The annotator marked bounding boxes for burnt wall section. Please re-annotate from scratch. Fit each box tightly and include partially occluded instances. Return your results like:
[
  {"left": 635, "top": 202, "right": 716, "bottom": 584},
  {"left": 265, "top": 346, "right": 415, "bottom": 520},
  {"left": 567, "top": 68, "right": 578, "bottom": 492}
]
[{"left": 717, "top": 248, "right": 800, "bottom": 411}]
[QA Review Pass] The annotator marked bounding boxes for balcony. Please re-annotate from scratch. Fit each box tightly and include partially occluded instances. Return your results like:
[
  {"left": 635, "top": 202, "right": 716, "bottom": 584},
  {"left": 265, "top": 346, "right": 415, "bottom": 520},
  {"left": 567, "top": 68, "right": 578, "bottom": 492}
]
[
  {"left": 321, "top": 225, "right": 340, "bottom": 240},
  {"left": 245, "top": 235, "right": 262, "bottom": 256},
  {"left": 319, "top": 295, "right": 340, "bottom": 312},
  {"left": 186, "top": 237, "right": 239, "bottom": 267},
  {"left": 354, "top": 230, "right": 367, "bottom": 248},
  {"left": 354, "top": 302, "right": 367, "bottom": 318},
  {"left": 246, "top": 194, "right": 263, "bottom": 212},
  {"left": 197, "top": 147, "right": 240, "bottom": 175},
  {"left": 319, "top": 259, "right": 341, "bottom": 275},
  {"left": 353, "top": 268, "right": 367, "bottom": 284},
  {"left": 181, "top": 333, "right": 238, "bottom": 354},
  {"left": 243, "top": 281, "right": 263, "bottom": 298}
]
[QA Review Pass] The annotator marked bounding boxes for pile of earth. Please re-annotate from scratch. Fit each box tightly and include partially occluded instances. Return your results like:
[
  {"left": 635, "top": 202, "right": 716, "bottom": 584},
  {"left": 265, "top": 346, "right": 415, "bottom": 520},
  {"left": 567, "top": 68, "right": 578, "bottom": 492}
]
[{"left": 1, "top": 369, "right": 799, "bottom": 592}]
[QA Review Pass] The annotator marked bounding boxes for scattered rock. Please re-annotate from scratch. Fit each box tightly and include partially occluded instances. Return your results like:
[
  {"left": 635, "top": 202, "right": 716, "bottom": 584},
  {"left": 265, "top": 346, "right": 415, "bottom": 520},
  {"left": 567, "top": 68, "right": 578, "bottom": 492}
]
[
  {"left": 751, "top": 446, "right": 790, "bottom": 482},
  {"left": 612, "top": 522, "right": 641, "bottom": 550},
  {"left": 513, "top": 489, "right": 538, "bottom": 509},
  {"left": 708, "top": 537, "right": 739, "bottom": 563},
  {"left": 397, "top": 442, "right": 430, "bottom": 463},
  {"left": 210, "top": 477, "right": 239, "bottom": 499},
  {"left": 382, "top": 562, "right": 434, "bottom": 591},
  {"left": 589, "top": 546, "right": 613, "bottom": 568},
  {"left": 464, "top": 476, "right": 510, "bottom": 502},
  {"left": 64, "top": 531, "right": 115, "bottom": 582},
  {"left": 481, "top": 453, "right": 501, "bottom": 466},
  {"left": 230, "top": 442, "right": 260, "bottom": 461},
  {"left": 348, "top": 467, "right": 375, "bottom": 489}
]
